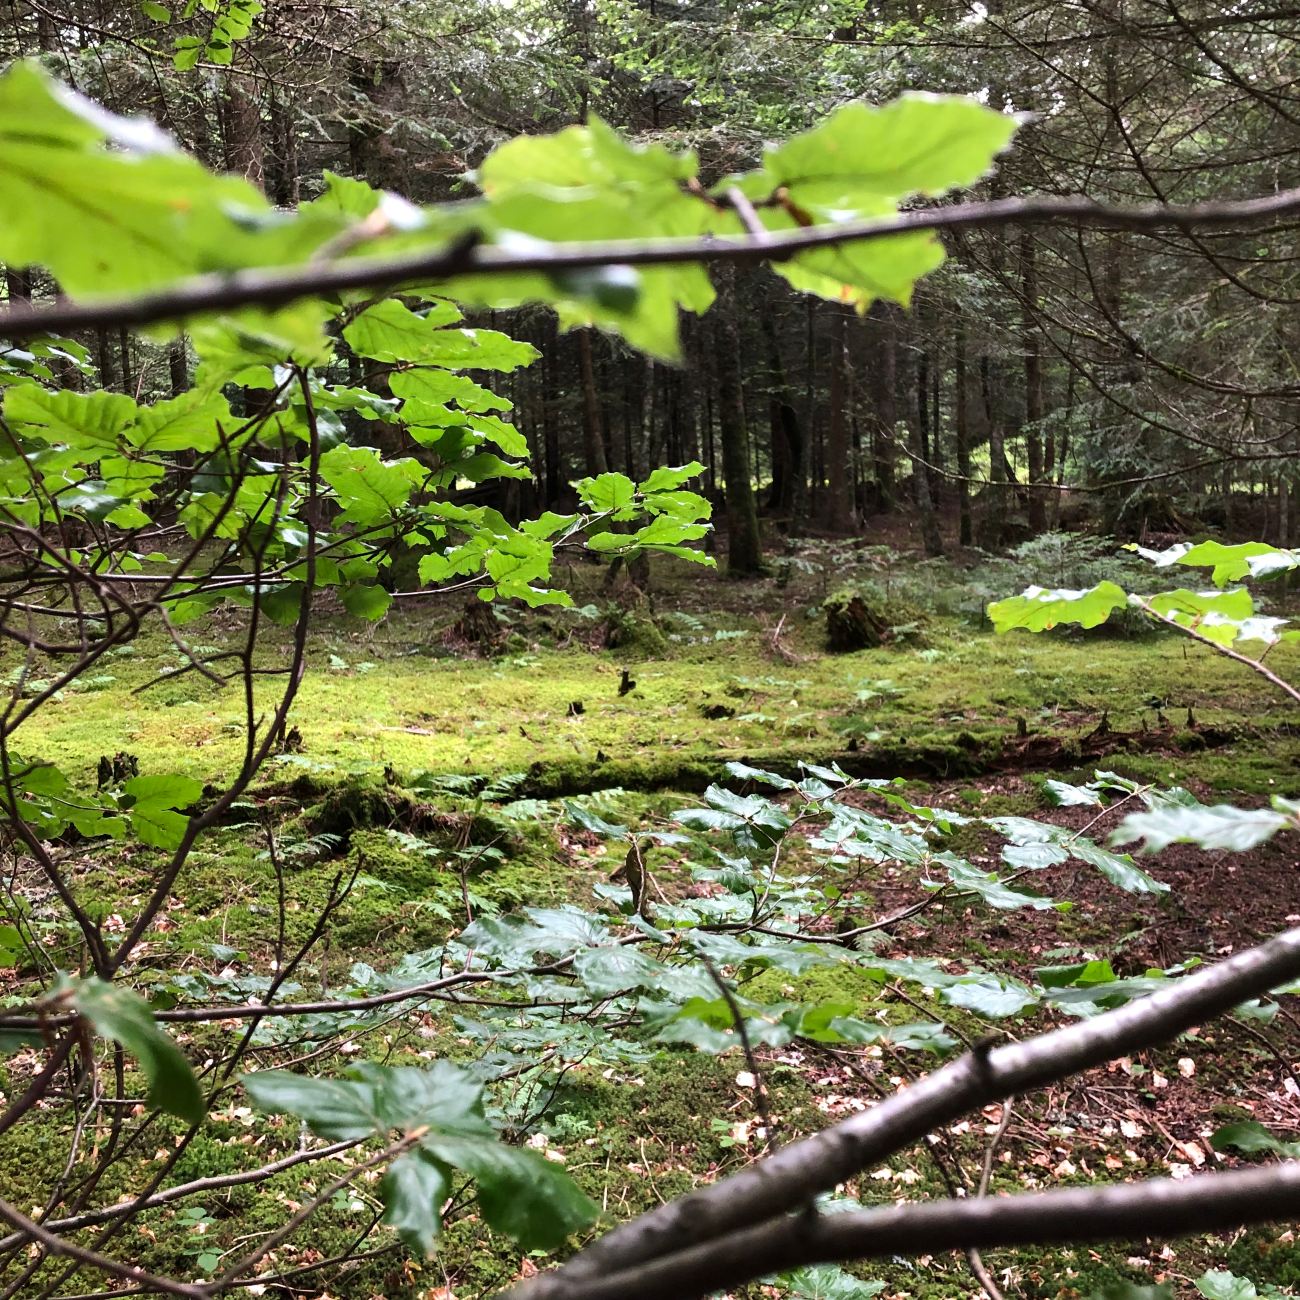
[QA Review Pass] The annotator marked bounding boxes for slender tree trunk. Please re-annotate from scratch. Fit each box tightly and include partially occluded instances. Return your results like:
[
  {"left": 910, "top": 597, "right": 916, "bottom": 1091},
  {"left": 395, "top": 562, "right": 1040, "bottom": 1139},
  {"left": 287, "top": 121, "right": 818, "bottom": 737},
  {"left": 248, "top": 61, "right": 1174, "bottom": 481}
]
[
  {"left": 981, "top": 355, "right": 1009, "bottom": 545},
  {"left": 714, "top": 267, "right": 763, "bottom": 575},
  {"left": 870, "top": 303, "right": 899, "bottom": 511},
  {"left": 97, "top": 330, "right": 118, "bottom": 392},
  {"left": 576, "top": 329, "right": 608, "bottom": 477},
  {"left": 955, "top": 327, "right": 973, "bottom": 547},
  {"left": 762, "top": 311, "right": 804, "bottom": 521},
  {"left": 169, "top": 339, "right": 189, "bottom": 397},
  {"left": 910, "top": 334, "right": 943, "bottom": 556},
  {"left": 118, "top": 327, "right": 133, "bottom": 397},
  {"left": 928, "top": 357, "right": 943, "bottom": 505},
  {"left": 542, "top": 316, "right": 561, "bottom": 504},
  {"left": 826, "top": 305, "right": 856, "bottom": 533},
  {"left": 1022, "top": 230, "right": 1046, "bottom": 532},
  {"left": 5, "top": 267, "right": 32, "bottom": 307},
  {"left": 267, "top": 94, "right": 300, "bottom": 207},
  {"left": 223, "top": 73, "right": 265, "bottom": 190}
]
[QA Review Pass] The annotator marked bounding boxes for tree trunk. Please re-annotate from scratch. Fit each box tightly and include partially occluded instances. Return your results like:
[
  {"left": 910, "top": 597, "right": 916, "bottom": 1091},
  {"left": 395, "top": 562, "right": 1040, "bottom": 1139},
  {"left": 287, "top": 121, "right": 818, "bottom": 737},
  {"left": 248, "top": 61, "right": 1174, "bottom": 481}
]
[
  {"left": 826, "top": 305, "right": 856, "bottom": 533},
  {"left": 762, "top": 311, "right": 804, "bottom": 521},
  {"left": 955, "top": 328, "right": 973, "bottom": 547},
  {"left": 169, "top": 339, "right": 189, "bottom": 397},
  {"left": 714, "top": 267, "right": 763, "bottom": 575},
  {"left": 910, "top": 336, "right": 943, "bottom": 556},
  {"left": 223, "top": 73, "right": 265, "bottom": 190},
  {"left": 1022, "top": 230, "right": 1046, "bottom": 532},
  {"left": 576, "top": 329, "right": 608, "bottom": 477},
  {"left": 542, "top": 315, "right": 562, "bottom": 504},
  {"left": 870, "top": 303, "right": 898, "bottom": 511}
]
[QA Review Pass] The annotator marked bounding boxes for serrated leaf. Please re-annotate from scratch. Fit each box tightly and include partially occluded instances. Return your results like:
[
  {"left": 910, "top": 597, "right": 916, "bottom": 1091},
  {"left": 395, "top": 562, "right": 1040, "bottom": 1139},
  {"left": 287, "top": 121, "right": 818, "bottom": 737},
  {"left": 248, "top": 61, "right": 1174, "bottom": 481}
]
[
  {"left": 340, "top": 584, "right": 392, "bottom": 621},
  {"left": 422, "top": 1134, "right": 597, "bottom": 1249},
  {"left": 382, "top": 1149, "right": 449, "bottom": 1257},
  {"left": 73, "top": 978, "right": 203, "bottom": 1123},
  {"left": 243, "top": 1069, "right": 380, "bottom": 1140},
  {"left": 6, "top": 386, "right": 137, "bottom": 452},
  {"left": 1113, "top": 803, "right": 1291, "bottom": 854},
  {"left": 319, "top": 445, "right": 424, "bottom": 524},
  {"left": 746, "top": 94, "right": 1019, "bottom": 206},
  {"left": 988, "top": 582, "right": 1130, "bottom": 634},
  {"left": 1209, "top": 1120, "right": 1300, "bottom": 1159},
  {"left": 1043, "top": 778, "right": 1102, "bottom": 807},
  {"left": 573, "top": 945, "right": 662, "bottom": 995},
  {"left": 123, "top": 774, "right": 203, "bottom": 807},
  {"left": 342, "top": 298, "right": 464, "bottom": 362},
  {"left": 1196, "top": 1272, "right": 1263, "bottom": 1300}
]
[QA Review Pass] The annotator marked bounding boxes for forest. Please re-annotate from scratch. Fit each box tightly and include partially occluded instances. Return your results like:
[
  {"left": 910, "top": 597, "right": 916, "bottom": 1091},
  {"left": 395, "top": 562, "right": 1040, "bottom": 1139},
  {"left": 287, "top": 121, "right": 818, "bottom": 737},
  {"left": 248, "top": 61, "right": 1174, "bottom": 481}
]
[{"left": 3, "top": 2, "right": 1300, "bottom": 1299}]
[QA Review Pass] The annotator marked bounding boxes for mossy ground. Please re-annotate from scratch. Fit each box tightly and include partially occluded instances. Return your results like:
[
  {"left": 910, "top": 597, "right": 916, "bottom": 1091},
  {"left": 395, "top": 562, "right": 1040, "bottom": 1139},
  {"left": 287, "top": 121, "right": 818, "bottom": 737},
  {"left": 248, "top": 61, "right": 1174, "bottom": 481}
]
[{"left": 4, "top": 544, "right": 1300, "bottom": 1298}]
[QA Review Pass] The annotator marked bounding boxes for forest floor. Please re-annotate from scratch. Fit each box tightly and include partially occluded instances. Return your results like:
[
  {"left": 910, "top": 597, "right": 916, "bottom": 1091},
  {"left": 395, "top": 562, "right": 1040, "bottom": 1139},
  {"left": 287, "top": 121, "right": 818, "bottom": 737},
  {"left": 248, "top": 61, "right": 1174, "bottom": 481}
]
[{"left": 4, "top": 533, "right": 1300, "bottom": 1300}]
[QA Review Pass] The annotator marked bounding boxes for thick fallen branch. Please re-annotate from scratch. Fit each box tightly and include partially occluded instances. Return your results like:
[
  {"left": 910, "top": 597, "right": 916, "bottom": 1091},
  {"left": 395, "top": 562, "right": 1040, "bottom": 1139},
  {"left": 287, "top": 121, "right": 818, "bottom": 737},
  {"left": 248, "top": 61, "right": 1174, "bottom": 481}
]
[
  {"left": 1, "top": 189, "right": 1299, "bottom": 340},
  {"left": 513, "top": 924, "right": 1300, "bottom": 1299},
  {"left": 543, "top": 1163, "right": 1300, "bottom": 1300}
]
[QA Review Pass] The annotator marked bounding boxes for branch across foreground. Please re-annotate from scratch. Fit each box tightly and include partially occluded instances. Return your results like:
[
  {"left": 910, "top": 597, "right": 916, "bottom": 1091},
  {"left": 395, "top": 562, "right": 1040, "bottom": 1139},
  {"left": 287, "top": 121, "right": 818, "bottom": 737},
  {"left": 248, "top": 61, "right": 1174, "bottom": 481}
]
[
  {"left": 511, "top": 925, "right": 1300, "bottom": 1300},
  {"left": 1, "top": 188, "right": 1299, "bottom": 341}
]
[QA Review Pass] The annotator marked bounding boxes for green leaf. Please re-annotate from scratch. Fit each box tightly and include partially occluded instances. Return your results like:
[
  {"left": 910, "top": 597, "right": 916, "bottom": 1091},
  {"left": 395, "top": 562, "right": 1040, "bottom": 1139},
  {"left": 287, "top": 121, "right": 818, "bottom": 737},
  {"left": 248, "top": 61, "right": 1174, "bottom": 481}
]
[
  {"left": 389, "top": 368, "right": 513, "bottom": 413},
  {"left": 128, "top": 390, "right": 231, "bottom": 453},
  {"left": 340, "top": 584, "right": 393, "bottom": 621},
  {"left": 6, "top": 386, "right": 137, "bottom": 452},
  {"left": 1043, "top": 779, "right": 1102, "bottom": 807},
  {"left": 1113, "top": 803, "right": 1291, "bottom": 854},
  {"left": 989, "top": 816, "right": 1168, "bottom": 894},
  {"left": 640, "top": 462, "right": 705, "bottom": 494},
  {"left": 123, "top": 774, "right": 203, "bottom": 807},
  {"left": 573, "top": 945, "right": 662, "bottom": 996},
  {"left": 825, "top": 1019, "right": 956, "bottom": 1054},
  {"left": 778, "top": 1265, "right": 886, "bottom": 1300},
  {"left": 381, "top": 1149, "right": 450, "bottom": 1257},
  {"left": 563, "top": 801, "right": 630, "bottom": 840},
  {"left": 576, "top": 472, "right": 637, "bottom": 515},
  {"left": 1196, "top": 1272, "right": 1263, "bottom": 1300},
  {"left": 342, "top": 298, "right": 464, "bottom": 362},
  {"left": 73, "top": 978, "right": 204, "bottom": 1124},
  {"left": 407, "top": 327, "right": 539, "bottom": 373},
  {"left": 1136, "top": 540, "right": 1285, "bottom": 587},
  {"left": 421, "top": 1134, "right": 597, "bottom": 1250},
  {"left": 941, "top": 975, "right": 1038, "bottom": 1018},
  {"left": 129, "top": 803, "right": 190, "bottom": 850},
  {"left": 320, "top": 445, "right": 424, "bottom": 525},
  {"left": 0, "top": 62, "right": 276, "bottom": 296},
  {"left": 243, "top": 1069, "right": 380, "bottom": 1140},
  {"left": 743, "top": 94, "right": 1019, "bottom": 206},
  {"left": 988, "top": 582, "right": 1130, "bottom": 634},
  {"left": 1089, "top": 1286, "right": 1173, "bottom": 1300},
  {"left": 1209, "top": 1120, "right": 1300, "bottom": 1159}
]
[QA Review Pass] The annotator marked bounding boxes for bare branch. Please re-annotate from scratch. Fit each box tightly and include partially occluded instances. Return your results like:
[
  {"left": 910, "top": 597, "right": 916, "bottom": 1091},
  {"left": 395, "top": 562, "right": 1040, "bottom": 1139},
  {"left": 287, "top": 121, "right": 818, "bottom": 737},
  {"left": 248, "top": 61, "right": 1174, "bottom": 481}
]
[
  {"left": 0, "top": 190, "right": 1298, "bottom": 341},
  {"left": 540, "top": 1163, "right": 1300, "bottom": 1300},
  {"left": 516, "top": 924, "right": 1300, "bottom": 1298}
]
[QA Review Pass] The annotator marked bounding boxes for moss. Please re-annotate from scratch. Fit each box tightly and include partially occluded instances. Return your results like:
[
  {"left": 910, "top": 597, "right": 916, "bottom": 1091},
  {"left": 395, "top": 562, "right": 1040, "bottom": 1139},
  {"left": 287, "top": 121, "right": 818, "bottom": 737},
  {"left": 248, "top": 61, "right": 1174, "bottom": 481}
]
[{"left": 602, "top": 600, "right": 669, "bottom": 657}]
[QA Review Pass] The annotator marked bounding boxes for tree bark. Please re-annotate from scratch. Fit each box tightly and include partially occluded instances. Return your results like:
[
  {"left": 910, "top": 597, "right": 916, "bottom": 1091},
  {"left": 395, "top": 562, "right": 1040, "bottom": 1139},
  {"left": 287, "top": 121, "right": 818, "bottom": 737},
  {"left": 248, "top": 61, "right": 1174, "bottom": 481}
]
[
  {"left": 826, "top": 305, "right": 856, "bottom": 533},
  {"left": 576, "top": 328, "right": 608, "bottom": 477},
  {"left": 955, "top": 327, "right": 973, "bottom": 546},
  {"left": 1022, "top": 230, "right": 1046, "bottom": 531},
  {"left": 714, "top": 267, "right": 763, "bottom": 575},
  {"left": 869, "top": 302, "right": 898, "bottom": 511}
]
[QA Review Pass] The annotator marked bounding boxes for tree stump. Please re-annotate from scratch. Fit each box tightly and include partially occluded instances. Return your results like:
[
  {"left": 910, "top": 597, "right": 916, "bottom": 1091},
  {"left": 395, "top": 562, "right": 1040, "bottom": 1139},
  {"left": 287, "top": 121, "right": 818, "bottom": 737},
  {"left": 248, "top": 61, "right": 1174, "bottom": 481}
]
[
  {"left": 451, "top": 597, "right": 503, "bottom": 654},
  {"left": 824, "top": 589, "right": 890, "bottom": 652}
]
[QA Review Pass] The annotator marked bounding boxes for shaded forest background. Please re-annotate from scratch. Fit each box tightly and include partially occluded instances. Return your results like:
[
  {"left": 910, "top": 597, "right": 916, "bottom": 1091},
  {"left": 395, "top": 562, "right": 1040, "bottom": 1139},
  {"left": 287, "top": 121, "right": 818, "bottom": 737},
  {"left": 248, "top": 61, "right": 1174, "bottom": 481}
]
[{"left": 5, "top": 0, "right": 1298, "bottom": 566}]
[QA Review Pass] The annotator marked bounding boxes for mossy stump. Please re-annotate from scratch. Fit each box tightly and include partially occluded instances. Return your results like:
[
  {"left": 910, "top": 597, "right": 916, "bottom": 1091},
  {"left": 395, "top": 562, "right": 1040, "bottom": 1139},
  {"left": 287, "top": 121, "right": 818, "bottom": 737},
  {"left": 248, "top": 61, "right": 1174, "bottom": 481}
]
[
  {"left": 450, "top": 596, "right": 503, "bottom": 654},
  {"left": 825, "top": 588, "right": 891, "bottom": 652}
]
